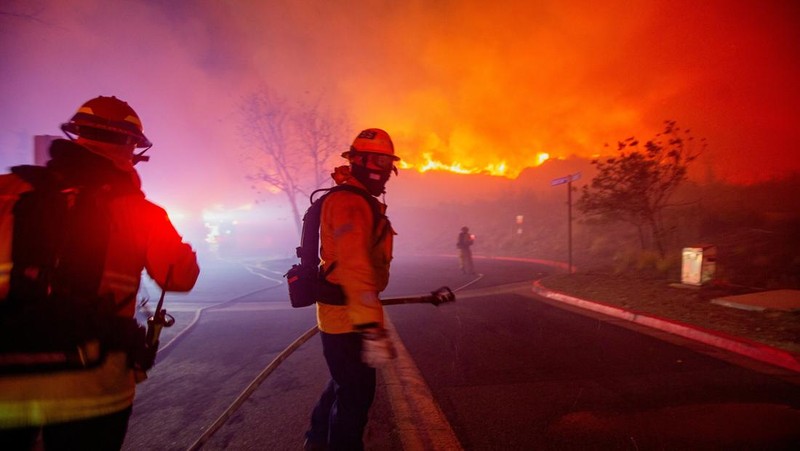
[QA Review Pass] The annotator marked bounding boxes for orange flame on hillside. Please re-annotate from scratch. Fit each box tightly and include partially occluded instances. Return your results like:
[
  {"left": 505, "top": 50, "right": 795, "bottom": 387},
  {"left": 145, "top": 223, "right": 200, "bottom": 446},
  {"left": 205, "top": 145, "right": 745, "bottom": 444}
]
[{"left": 400, "top": 152, "right": 551, "bottom": 178}]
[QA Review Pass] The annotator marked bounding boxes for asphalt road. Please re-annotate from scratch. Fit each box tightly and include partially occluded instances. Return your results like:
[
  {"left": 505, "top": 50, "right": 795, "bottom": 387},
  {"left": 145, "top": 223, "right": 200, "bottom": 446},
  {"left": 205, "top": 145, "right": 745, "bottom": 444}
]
[{"left": 122, "top": 254, "right": 800, "bottom": 450}]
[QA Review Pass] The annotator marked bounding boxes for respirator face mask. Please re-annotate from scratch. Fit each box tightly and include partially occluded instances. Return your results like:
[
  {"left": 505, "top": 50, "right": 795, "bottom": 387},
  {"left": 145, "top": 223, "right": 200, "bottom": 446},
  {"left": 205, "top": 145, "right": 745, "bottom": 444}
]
[{"left": 351, "top": 152, "right": 397, "bottom": 196}]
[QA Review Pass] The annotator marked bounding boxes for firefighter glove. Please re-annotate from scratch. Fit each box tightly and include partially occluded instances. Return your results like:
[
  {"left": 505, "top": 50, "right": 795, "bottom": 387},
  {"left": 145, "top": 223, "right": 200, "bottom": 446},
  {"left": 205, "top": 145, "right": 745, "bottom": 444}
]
[{"left": 360, "top": 326, "right": 397, "bottom": 368}]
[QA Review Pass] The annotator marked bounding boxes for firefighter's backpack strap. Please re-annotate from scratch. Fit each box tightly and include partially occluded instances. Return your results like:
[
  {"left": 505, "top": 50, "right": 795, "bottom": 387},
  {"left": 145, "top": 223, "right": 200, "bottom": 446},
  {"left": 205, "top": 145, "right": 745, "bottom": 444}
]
[{"left": 286, "top": 184, "right": 386, "bottom": 308}]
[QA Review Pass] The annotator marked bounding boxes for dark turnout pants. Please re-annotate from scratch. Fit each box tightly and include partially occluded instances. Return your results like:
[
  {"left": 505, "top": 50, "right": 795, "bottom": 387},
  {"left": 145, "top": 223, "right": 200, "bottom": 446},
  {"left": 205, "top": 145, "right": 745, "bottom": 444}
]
[
  {"left": 459, "top": 247, "right": 474, "bottom": 274},
  {"left": 307, "top": 331, "right": 376, "bottom": 451}
]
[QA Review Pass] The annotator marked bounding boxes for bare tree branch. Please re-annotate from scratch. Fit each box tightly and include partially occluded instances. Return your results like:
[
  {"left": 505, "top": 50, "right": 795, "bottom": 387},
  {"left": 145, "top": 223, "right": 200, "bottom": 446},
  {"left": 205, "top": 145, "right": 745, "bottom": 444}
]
[{"left": 240, "top": 86, "right": 347, "bottom": 236}]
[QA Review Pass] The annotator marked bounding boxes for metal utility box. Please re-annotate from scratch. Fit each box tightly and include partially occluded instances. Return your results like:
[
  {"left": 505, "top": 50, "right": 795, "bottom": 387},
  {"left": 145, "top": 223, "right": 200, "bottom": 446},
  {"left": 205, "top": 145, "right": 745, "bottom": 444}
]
[{"left": 681, "top": 245, "right": 717, "bottom": 286}]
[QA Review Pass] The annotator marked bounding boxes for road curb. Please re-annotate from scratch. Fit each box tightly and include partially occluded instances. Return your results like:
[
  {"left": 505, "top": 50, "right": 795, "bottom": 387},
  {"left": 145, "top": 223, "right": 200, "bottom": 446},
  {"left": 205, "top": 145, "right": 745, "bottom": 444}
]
[
  {"left": 531, "top": 280, "right": 800, "bottom": 374},
  {"left": 381, "top": 316, "right": 463, "bottom": 451}
]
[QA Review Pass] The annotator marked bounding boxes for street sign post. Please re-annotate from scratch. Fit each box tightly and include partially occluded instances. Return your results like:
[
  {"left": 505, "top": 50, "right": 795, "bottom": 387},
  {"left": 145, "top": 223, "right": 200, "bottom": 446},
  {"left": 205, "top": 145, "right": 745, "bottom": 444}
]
[{"left": 551, "top": 172, "right": 581, "bottom": 273}]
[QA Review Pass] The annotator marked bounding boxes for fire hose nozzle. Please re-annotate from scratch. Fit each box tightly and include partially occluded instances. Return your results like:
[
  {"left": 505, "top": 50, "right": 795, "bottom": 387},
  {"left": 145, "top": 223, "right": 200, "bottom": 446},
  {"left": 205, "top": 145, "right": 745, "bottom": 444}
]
[
  {"left": 145, "top": 310, "right": 175, "bottom": 348},
  {"left": 429, "top": 286, "right": 455, "bottom": 306}
]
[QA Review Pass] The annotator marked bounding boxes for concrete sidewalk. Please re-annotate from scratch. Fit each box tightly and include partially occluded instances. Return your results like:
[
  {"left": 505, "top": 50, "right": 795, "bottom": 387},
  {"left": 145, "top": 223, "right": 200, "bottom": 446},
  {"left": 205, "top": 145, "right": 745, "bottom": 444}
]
[{"left": 711, "top": 289, "right": 800, "bottom": 312}]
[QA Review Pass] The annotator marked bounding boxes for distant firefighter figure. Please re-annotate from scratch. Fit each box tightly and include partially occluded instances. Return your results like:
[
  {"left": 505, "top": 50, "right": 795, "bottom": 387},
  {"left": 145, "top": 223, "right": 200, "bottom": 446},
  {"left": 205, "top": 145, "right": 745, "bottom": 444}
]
[{"left": 457, "top": 226, "right": 475, "bottom": 275}]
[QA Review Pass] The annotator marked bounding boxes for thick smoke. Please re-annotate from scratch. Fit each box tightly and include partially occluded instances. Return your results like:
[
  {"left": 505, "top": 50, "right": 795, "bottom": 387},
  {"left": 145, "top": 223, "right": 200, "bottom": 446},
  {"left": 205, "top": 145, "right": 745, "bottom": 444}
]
[{"left": 2, "top": 0, "right": 799, "bottom": 209}]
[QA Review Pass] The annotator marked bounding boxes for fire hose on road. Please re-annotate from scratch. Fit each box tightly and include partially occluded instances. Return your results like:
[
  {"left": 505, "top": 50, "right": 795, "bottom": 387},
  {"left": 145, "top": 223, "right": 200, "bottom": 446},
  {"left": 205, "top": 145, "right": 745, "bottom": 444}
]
[{"left": 186, "top": 285, "right": 462, "bottom": 450}]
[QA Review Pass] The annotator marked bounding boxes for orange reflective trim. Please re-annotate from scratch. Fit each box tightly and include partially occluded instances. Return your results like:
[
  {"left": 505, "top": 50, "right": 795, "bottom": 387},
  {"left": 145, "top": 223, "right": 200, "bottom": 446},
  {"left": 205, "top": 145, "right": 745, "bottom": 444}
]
[{"left": 124, "top": 114, "right": 143, "bottom": 127}]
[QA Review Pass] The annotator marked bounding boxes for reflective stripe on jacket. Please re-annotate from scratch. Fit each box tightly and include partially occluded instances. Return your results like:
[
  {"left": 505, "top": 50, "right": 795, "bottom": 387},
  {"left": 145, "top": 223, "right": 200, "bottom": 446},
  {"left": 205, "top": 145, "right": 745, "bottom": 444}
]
[
  {"left": 0, "top": 170, "right": 200, "bottom": 427},
  {"left": 316, "top": 179, "right": 394, "bottom": 334}
]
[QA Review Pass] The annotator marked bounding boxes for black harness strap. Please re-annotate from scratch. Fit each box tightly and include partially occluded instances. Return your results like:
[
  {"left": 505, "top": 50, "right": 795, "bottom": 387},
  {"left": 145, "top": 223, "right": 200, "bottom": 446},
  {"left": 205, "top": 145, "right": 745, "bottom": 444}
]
[{"left": 292, "top": 184, "right": 390, "bottom": 306}]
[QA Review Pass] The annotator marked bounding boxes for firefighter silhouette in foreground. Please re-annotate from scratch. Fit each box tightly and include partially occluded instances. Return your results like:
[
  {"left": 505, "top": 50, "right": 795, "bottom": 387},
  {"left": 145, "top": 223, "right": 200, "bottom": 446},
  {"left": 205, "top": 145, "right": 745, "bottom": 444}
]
[
  {"left": 0, "top": 96, "right": 199, "bottom": 450},
  {"left": 457, "top": 226, "right": 476, "bottom": 275}
]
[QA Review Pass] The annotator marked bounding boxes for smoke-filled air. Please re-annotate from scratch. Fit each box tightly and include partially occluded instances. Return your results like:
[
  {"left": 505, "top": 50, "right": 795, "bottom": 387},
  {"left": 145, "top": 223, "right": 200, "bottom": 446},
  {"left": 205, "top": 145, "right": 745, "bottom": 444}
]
[{"left": 2, "top": 0, "right": 799, "bottom": 282}]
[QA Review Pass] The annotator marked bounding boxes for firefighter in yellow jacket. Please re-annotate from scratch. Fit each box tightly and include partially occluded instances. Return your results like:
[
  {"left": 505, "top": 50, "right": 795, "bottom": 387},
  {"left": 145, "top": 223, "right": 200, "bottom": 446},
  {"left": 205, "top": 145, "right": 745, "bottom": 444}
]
[
  {"left": 0, "top": 96, "right": 200, "bottom": 450},
  {"left": 305, "top": 129, "right": 399, "bottom": 451}
]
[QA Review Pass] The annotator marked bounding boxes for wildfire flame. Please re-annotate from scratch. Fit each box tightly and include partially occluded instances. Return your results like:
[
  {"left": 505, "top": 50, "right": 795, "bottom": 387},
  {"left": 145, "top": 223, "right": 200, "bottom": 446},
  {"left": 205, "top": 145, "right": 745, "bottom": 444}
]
[{"left": 400, "top": 152, "right": 550, "bottom": 178}]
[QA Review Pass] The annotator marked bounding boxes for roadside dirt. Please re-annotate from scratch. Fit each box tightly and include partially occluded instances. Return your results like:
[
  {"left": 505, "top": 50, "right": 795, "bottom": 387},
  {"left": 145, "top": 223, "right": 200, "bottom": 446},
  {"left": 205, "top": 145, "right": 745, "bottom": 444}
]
[{"left": 538, "top": 272, "right": 800, "bottom": 355}]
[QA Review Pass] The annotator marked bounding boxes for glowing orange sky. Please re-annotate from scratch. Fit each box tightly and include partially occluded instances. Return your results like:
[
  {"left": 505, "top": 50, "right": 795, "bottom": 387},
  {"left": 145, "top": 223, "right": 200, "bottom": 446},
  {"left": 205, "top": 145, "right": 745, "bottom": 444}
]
[
  {"left": 337, "top": 0, "right": 800, "bottom": 182},
  {"left": 1, "top": 0, "right": 799, "bottom": 207}
]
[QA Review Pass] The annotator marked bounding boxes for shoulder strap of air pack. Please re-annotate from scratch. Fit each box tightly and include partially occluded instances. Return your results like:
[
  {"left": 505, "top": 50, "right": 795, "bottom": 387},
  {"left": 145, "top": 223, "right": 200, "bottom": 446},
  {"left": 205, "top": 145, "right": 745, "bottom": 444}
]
[{"left": 296, "top": 185, "right": 383, "bottom": 269}]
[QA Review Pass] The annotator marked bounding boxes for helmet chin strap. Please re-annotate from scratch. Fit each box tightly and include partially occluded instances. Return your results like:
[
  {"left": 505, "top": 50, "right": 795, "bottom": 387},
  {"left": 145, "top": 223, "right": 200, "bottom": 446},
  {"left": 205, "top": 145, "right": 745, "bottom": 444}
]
[{"left": 133, "top": 147, "right": 152, "bottom": 164}]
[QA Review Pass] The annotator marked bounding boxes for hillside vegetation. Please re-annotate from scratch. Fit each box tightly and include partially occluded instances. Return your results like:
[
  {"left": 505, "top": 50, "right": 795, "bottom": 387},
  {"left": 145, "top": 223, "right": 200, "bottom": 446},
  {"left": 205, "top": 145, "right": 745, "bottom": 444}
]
[{"left": 393, "top": 174, "right": 800, "bottom": 290}]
